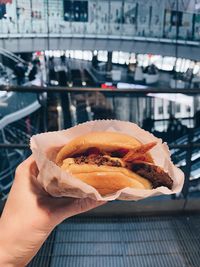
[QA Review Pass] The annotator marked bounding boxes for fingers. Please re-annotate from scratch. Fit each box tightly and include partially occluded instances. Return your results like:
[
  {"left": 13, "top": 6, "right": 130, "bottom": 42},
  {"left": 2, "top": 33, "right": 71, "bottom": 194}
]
[
  {"left": 89, "top": 199, "right": 107, "bottom": 208},
  {"left": 72, "top": 198, "right": 107, "bottom": 215},
  {"left": 16, "top": 155, "right": 34, "bottom": 172},
  {"left": 21, "top": 155, "right": 35, "bottom": 167},
  {"left": 30, "top": 161, "right": 39, "bottom": 178},
  {"left": 57, "top": 197, "right": 106, "bottom": 219},
  {"left": 43, "top": 196, "right": 107, "bottom": 226},
  {"left": 15, "top": 155, "right": 39, "bottom": 181}
]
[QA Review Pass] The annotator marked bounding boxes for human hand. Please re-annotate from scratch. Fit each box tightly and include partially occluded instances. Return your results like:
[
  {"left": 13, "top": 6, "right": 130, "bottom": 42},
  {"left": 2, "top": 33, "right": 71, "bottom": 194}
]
[{"left": 0, "top": 156, "right": 106, "bottom": 267}]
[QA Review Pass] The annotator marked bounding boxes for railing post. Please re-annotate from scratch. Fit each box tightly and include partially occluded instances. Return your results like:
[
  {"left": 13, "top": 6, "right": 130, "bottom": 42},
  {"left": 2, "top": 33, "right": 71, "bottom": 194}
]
[
  {"left": 59, "top": 91, "right": 72, "bottom": 129},
  {"left": 182, "top": 129, "right": 193, "bottom": 199}
]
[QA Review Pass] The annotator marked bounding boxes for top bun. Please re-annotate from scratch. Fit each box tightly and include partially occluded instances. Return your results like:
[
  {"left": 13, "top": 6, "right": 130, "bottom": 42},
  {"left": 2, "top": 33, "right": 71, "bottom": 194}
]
[{"left": 56, "top": 131, "right": 142, "bottom": 165}]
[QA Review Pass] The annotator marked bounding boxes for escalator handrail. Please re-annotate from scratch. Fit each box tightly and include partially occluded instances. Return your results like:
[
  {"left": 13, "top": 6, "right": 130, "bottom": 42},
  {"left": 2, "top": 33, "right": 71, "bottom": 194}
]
[
  {"left": 0, "top": 48, "right": 26, "bottom": 64},
  {"left": 0, "top": 99, "right": 41, "bottom": 129}
]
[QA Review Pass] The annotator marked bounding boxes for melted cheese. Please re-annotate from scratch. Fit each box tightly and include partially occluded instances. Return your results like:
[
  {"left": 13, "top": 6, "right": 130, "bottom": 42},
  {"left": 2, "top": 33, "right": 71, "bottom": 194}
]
[{"left": 103, "top": 155, "right": 125, "bottom": 167}]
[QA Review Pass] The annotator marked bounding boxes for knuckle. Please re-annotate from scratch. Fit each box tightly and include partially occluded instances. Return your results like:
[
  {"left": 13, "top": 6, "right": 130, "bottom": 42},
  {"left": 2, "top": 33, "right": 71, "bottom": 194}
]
[{"left": 15, "top": 161, "right": 25, "bottom": 178}]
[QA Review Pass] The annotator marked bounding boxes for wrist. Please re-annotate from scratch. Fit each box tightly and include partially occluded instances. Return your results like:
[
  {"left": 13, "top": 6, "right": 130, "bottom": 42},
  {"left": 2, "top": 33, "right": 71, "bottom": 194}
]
[
  {"left": 0, "top": 220, "right": 25, "bottom": 267},
  {"left": 0, "top": 249, "right": 19, "bottom": 267},
  {"left": 0, "top": 218, "right": 51, "bottom": 267}
]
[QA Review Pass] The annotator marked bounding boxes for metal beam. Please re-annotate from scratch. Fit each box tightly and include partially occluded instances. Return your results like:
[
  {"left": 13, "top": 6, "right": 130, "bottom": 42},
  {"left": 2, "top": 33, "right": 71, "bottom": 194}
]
[{"left": 0, "top": 85, "right": 200, "bottom": 94}]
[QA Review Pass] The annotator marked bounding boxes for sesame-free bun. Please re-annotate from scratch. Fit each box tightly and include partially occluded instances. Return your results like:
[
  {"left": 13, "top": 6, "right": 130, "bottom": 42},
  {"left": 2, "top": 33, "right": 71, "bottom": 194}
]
[
  {"left": 61, "top": 158, "right": 152, "bottom": 195},
  {"left": 56, "top": 131, "right": 142, "bottom": 166}
]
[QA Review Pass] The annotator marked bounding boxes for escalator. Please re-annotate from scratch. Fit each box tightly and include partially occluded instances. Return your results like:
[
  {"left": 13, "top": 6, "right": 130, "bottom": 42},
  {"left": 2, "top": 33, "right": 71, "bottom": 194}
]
[
  {"left": 0, "top": 48, "right": 26, "bottom": 71},
  {"left": 169, "top": 127, "right": 200, "bottom": 195},
  {"left": 0, "top": 115, "right": 41, "bottom": 199}
]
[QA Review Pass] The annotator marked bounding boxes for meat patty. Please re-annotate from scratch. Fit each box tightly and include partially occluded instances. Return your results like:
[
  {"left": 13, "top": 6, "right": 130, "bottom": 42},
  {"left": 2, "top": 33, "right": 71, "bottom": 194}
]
[
  {"left": 74, "top": 154, "right": 122, "bottom": 167},
  {"left": 131, "top": 162, "right": 173, "bottom": 189},
  {"left": 74, "top": 155, "right": 173, "bottom": 189}
]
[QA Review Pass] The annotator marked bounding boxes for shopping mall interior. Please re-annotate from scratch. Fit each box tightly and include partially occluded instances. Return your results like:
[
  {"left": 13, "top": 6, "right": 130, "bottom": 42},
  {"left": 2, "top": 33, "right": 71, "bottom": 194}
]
[{"left": 0, "top": 0, "right": 200, "bottom": 266}]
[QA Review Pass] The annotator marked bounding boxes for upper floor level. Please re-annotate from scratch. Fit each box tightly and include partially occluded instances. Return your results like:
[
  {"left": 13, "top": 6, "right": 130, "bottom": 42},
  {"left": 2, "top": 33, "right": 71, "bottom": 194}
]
[{"left": 0, "top": 0, "right": 200, "bottom": 58}]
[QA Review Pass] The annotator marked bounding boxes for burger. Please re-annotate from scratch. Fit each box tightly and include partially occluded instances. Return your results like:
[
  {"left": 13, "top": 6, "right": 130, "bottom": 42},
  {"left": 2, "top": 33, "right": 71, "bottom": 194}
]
[{"left": 55, "top": 132, "right": 173, "bottom": 195}]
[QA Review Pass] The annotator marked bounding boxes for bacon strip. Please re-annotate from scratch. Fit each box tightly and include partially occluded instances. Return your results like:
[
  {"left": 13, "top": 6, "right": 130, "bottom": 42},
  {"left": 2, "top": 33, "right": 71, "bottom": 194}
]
[{"left": 123, "top": 142, "right": 157, "bottom": 162}]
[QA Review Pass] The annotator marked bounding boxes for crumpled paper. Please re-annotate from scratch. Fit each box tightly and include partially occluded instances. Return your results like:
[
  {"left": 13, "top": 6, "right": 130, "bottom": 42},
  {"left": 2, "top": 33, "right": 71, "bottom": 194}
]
[{"left": 30, "top": 120, "right": 184, "bottom": 201}]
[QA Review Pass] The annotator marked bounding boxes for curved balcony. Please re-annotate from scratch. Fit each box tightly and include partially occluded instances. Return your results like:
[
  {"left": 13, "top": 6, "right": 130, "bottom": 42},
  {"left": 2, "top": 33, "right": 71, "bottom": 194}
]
[{"left": 0, "top": 0, "right": 200, "bottom": 59}]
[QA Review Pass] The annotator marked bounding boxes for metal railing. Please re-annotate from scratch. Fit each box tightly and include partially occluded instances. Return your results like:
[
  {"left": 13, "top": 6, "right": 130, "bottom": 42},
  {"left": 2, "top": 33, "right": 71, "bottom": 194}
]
[{"left": 1, "top": 85, "right": 200, "bottom": 93}]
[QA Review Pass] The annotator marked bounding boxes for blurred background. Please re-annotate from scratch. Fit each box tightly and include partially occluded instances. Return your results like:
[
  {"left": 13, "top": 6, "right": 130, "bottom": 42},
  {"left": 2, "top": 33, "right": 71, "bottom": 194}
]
[{"left": 0, "top": 0, "right": 200, "bottom": 266}]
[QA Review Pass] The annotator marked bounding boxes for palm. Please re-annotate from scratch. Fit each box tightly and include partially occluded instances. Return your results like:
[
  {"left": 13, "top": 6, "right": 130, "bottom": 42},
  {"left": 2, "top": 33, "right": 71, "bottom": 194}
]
[{"left": 15, "top": 157, "right": 105, "bottom": 228}]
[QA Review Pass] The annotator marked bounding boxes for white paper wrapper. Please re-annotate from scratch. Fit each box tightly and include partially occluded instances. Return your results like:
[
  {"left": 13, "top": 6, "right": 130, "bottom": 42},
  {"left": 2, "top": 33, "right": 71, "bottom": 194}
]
[{"left": 30, "top": 120, "right": 184, "bottom": 201}]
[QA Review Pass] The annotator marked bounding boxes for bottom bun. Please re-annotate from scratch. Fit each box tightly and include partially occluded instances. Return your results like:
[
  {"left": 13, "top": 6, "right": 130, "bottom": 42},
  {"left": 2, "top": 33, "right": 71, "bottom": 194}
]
[
  {"left": 75, "top": 172, "right": 150, "bottom": 195},
  {"left": 61, "top": 160, "right": 152, "bottom": 195}
]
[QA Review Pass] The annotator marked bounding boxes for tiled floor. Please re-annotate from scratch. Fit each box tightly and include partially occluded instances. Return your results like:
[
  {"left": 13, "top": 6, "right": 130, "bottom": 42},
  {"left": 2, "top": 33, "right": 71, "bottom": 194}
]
[{"left": 29, "top": 215, "right": 200, "bottom": 267}]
